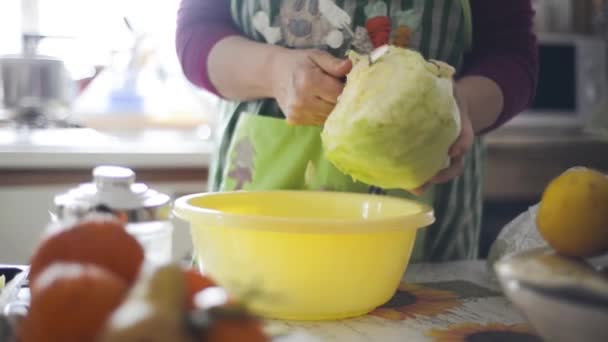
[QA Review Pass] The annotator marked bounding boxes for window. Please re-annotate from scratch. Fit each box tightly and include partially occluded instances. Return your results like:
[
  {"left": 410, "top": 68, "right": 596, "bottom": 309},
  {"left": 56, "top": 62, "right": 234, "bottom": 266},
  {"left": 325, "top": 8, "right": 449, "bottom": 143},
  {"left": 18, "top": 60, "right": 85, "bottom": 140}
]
[
  {"left": 1, "top": 0, "right": 217, "bottom": 126},
  {"left": 4, "top": 0, "right": 181, "bottom": 79},
  {"left": 0, "top": 0, "right": 22, "bottom": 54}
]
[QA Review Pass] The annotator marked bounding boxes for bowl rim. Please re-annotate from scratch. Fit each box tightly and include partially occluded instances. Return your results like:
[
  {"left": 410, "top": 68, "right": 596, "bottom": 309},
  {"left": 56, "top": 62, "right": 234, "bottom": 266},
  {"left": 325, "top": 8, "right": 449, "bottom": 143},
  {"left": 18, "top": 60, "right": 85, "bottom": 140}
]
[{"left": 173, "top": 190, "right": 435, "bottom": 233}]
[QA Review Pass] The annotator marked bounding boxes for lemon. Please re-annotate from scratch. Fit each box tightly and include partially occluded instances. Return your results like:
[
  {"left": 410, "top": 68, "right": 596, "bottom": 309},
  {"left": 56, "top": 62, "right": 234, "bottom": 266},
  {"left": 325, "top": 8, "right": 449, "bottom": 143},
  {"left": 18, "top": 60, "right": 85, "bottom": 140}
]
[{"left": 537, "top": 167, "right": 608, "bottom": 258}]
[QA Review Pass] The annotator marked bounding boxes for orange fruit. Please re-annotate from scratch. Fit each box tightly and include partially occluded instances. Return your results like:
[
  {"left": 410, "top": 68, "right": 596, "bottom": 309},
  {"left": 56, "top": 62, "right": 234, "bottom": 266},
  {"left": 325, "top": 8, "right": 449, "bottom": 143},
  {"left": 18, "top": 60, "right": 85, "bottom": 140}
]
[
  {"left": 184, "top": 268, "right": 217, "bottom": 310},
  {"left": 19, "top": 263, "right": 129, "bottom": 342},
  {"left": 29, "top": 216, "right": 144, "bottom": 288},
  {"left": 537, "top": 167, "right": 608, "bottom": 257}
]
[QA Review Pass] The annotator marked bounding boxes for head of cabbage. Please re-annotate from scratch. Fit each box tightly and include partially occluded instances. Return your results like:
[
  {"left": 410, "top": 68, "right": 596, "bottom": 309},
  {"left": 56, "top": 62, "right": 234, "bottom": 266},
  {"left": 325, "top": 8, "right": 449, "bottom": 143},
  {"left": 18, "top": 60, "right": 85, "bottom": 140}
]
[{"left": 321, "top": 46, "right": 461, "bottom": 190}]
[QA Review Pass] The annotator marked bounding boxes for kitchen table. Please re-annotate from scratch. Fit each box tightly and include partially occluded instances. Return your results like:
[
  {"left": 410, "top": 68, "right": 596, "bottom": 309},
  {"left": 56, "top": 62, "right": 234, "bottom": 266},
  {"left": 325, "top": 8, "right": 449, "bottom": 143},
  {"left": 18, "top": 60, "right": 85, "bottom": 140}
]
[
  {"left": 273, "top": 260, "right": 539, "bottom": 342},
  {"left": 2, "top": 260, "right": 539, "bottom": 342}
]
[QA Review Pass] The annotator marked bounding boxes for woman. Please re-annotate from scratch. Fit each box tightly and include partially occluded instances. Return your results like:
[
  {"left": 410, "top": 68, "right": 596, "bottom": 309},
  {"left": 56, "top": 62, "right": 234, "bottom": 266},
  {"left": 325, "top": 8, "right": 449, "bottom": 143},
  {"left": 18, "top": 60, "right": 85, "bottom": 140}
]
[{"left": 176, "top": 0, "right": 538, "bottom": 262}]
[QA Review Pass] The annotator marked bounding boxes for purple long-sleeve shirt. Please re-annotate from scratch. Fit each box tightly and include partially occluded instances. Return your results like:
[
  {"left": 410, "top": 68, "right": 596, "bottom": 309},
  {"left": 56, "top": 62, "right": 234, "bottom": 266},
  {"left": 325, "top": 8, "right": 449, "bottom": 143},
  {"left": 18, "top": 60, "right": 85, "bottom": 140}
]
[{"left": 176, "top": 0, "right": 538, "bottom": 132}]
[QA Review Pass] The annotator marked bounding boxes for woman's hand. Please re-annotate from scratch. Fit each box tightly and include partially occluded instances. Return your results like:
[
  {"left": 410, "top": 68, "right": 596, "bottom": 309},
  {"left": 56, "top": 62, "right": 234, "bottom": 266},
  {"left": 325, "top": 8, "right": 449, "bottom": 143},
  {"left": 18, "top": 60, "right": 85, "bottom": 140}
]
[
  {"left": 412, "top": 85, "right": 475, "bottom": 196},
  {"left": 410, "top": 74, "right": 505, "bottom": 195},
  {"left": 271, "top": 49, "right": 352, "bottom": 126}
]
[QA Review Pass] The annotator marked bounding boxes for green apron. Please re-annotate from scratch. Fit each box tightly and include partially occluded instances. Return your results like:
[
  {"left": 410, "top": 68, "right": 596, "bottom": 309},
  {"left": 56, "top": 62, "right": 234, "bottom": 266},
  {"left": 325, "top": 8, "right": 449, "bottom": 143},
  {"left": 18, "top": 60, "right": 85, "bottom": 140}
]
[{"left": 210, "top": 0, "right": 483, "bottom": 262}]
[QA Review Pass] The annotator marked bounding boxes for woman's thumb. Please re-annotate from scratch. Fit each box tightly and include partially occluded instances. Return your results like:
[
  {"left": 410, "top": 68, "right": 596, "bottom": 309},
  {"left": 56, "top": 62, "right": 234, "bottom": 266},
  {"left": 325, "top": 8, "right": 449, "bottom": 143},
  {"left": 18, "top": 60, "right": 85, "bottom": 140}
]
[{"left": 310, "top": 51, "right": 352, "bottom": 77}]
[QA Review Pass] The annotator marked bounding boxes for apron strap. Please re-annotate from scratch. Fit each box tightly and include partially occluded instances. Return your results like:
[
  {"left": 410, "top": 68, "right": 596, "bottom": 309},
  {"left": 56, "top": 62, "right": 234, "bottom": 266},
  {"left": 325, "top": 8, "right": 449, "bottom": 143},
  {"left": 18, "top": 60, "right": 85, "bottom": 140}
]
[{"left": 460, "top": 0, "right": 473, "bottom": 52}]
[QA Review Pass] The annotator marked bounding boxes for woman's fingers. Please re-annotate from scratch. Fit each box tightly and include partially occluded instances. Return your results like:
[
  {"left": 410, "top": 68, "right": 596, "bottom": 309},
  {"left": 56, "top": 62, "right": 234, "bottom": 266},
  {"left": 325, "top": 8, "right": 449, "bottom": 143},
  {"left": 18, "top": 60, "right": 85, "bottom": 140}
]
[
  {"left": 280, "top": 49, "right": 351, "bottom": 125},
  {"left": 449, "top": 109, "right": 474, "bottom": 158},
  {"left": 431, "top": 156, "right": 465, "bottom": 184},
  {"left": 286, "top": 96, "right": 334, "bottom": 125},
  {"left": 409, "top": 156, "right": 465, "bottom": 196},
  {"left": 309, "top": 50, "right": 352, "bottom": 78},
  {"left": 411, "top": 183, "right": 431, "bottom": 197},
  {"left": 312, "top": 97, "right": 335, "bottom": 118},
  {"left": 313, "top": 73, "right": 345, "bottom": 104}
]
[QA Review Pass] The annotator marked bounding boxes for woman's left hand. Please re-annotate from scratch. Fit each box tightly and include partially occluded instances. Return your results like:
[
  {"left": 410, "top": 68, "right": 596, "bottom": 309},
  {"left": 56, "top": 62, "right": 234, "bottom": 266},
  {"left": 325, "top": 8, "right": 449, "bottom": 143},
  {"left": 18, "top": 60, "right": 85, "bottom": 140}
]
[{"left": 411, "top": 87, "right": 474, "bottom": 196}]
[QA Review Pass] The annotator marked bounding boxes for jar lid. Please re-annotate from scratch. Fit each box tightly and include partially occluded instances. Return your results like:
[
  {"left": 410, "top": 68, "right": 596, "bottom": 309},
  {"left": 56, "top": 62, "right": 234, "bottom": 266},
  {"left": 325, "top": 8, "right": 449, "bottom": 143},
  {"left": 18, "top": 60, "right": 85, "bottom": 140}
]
[{"left": 54, "top": 166, "right": 171, "bottom": 222}]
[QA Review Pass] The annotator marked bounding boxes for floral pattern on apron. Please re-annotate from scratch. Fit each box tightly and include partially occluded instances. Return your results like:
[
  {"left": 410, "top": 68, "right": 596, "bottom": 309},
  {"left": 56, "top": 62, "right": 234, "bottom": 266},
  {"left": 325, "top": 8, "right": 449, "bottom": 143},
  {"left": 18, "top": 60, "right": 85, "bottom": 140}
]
[{"left": 210, "top": 0, "right": 482, "bottom": 262}]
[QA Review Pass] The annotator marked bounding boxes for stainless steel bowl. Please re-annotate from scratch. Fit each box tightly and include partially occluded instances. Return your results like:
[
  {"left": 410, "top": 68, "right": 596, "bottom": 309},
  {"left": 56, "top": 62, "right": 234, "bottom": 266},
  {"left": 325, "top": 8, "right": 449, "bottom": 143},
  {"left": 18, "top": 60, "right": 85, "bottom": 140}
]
[{"left": 495, "top": 248, "right": 608, "bottom": 342}]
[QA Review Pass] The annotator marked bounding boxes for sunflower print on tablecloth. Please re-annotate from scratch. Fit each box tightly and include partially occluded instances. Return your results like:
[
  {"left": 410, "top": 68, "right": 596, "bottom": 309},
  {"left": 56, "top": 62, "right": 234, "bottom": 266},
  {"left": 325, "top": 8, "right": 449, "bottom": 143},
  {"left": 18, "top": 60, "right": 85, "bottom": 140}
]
[
  {"left": 371, "top": 283, "right": 463, "bottom": 320},
  {"left": 427, "top": 323, "right": 542, "bottom": 342}
]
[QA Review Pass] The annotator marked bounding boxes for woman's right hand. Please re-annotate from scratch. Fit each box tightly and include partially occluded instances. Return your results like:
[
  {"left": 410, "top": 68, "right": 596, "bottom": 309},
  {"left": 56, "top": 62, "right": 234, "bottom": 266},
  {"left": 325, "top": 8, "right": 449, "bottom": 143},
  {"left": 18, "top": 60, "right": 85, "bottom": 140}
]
[{"left": 271, "top": 49, "right": 352, "bottom": 126}]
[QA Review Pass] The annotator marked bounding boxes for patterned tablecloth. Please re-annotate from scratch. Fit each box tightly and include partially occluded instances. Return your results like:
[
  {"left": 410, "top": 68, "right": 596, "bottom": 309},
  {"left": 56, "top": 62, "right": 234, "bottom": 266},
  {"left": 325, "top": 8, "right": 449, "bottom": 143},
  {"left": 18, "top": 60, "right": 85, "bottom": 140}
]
[
  {"left": 272, "top": 261, "right": 540, "bottom": 342},
  {"left": 1, "top": 261, "right": 539, "bottom": 342}
]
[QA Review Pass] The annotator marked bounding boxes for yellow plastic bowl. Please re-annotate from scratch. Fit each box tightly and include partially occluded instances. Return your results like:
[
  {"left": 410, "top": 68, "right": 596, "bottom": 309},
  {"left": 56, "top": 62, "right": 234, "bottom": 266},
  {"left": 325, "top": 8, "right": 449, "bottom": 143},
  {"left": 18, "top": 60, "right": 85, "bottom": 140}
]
[{"left": 173, "top": 191, "right": 434, "bottom": 321}]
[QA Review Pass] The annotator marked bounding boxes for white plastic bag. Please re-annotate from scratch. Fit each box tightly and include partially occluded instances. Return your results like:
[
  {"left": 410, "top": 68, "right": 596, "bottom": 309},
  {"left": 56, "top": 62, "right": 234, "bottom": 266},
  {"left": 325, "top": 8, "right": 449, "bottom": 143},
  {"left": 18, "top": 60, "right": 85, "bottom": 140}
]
[{"left": 487, "top": 204, "right": 548, "bottom": 271}]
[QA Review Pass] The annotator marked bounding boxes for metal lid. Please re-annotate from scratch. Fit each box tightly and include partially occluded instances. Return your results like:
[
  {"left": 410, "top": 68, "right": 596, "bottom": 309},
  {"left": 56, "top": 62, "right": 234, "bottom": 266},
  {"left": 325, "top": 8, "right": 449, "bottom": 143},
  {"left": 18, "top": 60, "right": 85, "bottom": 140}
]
[{"left": 54, "top": 166, "right": 171, "bottom": 222}]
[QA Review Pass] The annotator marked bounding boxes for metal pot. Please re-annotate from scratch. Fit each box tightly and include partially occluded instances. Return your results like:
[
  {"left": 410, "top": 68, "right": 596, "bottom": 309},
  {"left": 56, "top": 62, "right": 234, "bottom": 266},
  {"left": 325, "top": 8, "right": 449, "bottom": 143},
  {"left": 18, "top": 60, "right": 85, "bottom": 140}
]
[
  {"left": 0, "top": 34, "right": 74, "bottom": 123},
  {"left": 0, "top": 55, "right": 72, "bottom": 109}
]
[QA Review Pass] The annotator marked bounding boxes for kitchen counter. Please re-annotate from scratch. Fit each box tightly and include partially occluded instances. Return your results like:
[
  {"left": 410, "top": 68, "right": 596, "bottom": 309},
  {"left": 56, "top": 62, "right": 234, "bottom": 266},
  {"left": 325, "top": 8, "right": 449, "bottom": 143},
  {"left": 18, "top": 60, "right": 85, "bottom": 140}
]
[
  {"left": 0, "top": 127, "right": 213, "bottom": 186},
  {"left": 483, "top": 123, "right": 608, "bottom": 201},
  {"left": 480, "top": 123, "right": 608, "bottom": 256},
  {"left": 2, "top": 122, "right": 606, "bottom": 190},
  {"left": 0, "top": 121, "right": 604, "bottom": 189},
  {"left": 0, "top": 127, "right": 213, "bottom": 170}
]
